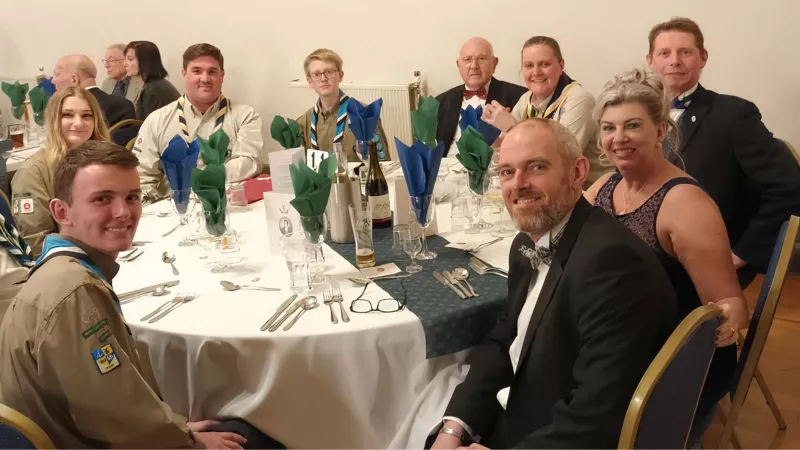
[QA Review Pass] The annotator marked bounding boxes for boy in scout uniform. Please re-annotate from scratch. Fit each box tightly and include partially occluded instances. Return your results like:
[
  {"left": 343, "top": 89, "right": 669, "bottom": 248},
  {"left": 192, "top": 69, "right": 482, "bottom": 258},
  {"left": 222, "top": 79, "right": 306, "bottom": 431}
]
[
  {"left": 134, "top": 43, "right": 264, "bottom": 202},
  {"left": 296, "top": 48, "right": 390, "bottom": 162},
  {"left": 0, "top": 141, "right": 282, "bottom": 449}
]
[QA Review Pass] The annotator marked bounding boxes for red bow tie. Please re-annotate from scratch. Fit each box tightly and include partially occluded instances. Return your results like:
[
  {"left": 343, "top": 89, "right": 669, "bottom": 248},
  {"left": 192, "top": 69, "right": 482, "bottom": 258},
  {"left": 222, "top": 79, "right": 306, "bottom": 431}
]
[{"left": 463, "top": 87, "right": 487, "bottom": 100}]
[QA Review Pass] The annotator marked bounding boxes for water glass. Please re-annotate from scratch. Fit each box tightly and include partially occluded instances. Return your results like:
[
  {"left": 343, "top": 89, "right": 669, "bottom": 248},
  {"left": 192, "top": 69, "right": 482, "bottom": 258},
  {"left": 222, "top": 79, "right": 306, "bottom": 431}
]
[
  {"left": 392, "top": 224, "right": 410, "bottom": 265},
  {"left": 300, "top": 214, "right": 329, "bottom": 284},
  {"left": 228, "top": 184, "right": 248, "bottom": 207},
  {"left": 349, "top": 201, "right": 376, "bottom": 268},
  {"left": 401, "top": 229, "right": 423, "bottom": 273},
  {"left": 281, "top": 233, "right": 312, "bottom": 293}
]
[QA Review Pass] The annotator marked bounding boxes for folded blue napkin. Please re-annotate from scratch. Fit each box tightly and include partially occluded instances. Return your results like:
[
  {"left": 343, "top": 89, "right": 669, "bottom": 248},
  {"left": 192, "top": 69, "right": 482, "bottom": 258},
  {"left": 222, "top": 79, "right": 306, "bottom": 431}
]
[
  {"left": 37, "top": 77, "right": 55, "bottom": 97},
  {"left": 347, "top": 98, "right": 383, "bottom": 158},
  {"left": 459, "top": 105, "right": 501, "bottom": 145},
  {"left": 160, "top": 135, "right": 200, "bottom": 207},
  {"left": 395, "top": 138, "right": 445, "bottom": 223}
]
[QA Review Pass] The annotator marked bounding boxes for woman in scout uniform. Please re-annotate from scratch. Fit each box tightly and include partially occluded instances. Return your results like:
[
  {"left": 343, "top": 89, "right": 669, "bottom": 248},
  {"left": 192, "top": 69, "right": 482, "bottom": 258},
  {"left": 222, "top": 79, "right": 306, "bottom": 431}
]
[
  {"left": 296, "top": 48, "right": 390, "bottom": 162},
  {"left": 11, "top": 86, "right": 109, "bottom": 256},
  {"left": 482, "top": 36, "right": 607, "bottom": 185}
]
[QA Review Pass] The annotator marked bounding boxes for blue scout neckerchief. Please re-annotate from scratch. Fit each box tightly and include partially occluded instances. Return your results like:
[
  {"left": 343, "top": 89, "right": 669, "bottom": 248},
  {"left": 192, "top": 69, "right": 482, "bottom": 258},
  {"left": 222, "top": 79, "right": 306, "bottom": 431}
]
[{"left": 310, "top": 90, "right": 350, "bottom": 150}]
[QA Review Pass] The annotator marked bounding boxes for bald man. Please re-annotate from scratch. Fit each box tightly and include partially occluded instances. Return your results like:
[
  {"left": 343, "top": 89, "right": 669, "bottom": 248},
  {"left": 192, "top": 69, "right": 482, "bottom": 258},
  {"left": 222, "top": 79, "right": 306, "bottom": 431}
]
[
  {"left": 436, "top": 37, "right": 526, "bottom": 156},
  {"left": 53, "top": 55, "right": 136, "bottom": 130}
]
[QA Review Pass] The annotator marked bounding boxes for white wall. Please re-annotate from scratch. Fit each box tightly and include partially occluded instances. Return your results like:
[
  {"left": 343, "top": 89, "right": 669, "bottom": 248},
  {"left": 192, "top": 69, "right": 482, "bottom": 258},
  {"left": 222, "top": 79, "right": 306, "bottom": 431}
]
[{"left": 2, "top": 0, "right": 799, "bottom": 158}]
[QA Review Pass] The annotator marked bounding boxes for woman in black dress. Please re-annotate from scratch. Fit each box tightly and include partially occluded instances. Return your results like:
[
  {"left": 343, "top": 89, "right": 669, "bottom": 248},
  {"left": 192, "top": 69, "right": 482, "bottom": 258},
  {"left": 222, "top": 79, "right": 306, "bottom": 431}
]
[{"left": 123, "top": 41, "right": 180, "bottom": 121}]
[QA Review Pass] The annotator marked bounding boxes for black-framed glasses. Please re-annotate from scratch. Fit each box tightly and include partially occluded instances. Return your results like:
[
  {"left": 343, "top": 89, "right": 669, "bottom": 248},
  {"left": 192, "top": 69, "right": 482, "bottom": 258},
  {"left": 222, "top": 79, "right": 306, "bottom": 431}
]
[
  {"left": 309, "top": 69, "right": 340, "bottom": 81},
  {"left": 350, "top": 280, "right": 407, "bottom": 313},
  {"left": 102, "top": 58, "right": 124, "bottom": 64}
]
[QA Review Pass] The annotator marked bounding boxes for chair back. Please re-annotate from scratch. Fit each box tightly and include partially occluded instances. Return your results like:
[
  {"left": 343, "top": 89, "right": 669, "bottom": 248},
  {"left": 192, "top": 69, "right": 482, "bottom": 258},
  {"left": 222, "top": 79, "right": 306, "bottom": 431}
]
[
  {"left": 618, "top": 304, "right": 722, "bottom": 449},
  {"left": 108, "top": 119, "right": 142, "bottom": 148},
  {"left": 0, "top": 403, "right": 54, "bottom": 449},
  {"left": 719, "top": 215, "right": 799, "bottom": 446},
  {"left": 778, "top": 138, "right": 800, "bottom": 166}
]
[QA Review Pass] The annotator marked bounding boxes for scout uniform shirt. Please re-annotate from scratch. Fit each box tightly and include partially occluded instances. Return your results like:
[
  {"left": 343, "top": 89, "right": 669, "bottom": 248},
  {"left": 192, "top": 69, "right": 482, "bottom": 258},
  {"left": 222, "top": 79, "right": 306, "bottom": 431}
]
[
  {"left": 0, "top": 235, "right": 198, "bottom": 448},
  {"left": 9, "top": 148, "right": 55, "bottom": 257},
  {"left": 134, "top": 95, "right": 264, "bottom": 201},
  {"left": 296, "top": 96, "right": 390, "bottom": 162}
]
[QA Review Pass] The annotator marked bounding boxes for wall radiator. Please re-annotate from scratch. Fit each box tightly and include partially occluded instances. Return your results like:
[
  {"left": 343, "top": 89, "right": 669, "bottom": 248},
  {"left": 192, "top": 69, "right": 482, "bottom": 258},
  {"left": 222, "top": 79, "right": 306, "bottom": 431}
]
[{"left": 289, "top": 75, "right": 421, "bottom": 160}]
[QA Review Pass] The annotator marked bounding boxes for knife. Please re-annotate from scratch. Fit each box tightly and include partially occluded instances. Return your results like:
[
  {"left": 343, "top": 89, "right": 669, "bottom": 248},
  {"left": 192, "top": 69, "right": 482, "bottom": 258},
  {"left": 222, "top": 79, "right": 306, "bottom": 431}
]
[
  {"left": 261, "top": 294, "right": 298, "bottom": 331},
  {"left": 118, "top": 280, "right": 180, "bottom": 302},
  {"left": 434, "top": 272, "right": 466, "bottom": 299}
]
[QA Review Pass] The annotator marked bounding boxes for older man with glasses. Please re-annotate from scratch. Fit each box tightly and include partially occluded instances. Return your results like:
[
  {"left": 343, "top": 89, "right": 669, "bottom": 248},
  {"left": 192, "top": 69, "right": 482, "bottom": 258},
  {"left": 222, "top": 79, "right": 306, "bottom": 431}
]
[
  {"left": 435, "top": 37, "right": 527, "bottom": 156},
  {"left": 101, "top": 43, "right": 143, "bottom": 106}
]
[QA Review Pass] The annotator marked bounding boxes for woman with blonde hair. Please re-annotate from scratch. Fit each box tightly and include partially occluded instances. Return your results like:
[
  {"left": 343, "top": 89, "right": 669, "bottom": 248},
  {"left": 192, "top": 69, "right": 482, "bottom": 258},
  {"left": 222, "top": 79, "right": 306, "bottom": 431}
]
[
  {"left": 11, "top": 86, "right": 109, "bottom": 255},
  {"left": 583, "top": 67, "right": 748, "bottom": 443}
]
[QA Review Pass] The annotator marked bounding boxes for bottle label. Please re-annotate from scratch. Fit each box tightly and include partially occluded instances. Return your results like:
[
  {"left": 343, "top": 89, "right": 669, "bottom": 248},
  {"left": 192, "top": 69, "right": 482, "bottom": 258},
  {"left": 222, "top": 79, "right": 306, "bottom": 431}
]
[{"left": 369, "top": 194, "right": 391, "bottom": 221}]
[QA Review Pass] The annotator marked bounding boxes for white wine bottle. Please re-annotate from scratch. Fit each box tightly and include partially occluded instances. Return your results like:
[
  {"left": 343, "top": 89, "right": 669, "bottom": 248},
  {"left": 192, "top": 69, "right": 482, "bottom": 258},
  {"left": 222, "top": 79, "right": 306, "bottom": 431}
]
[{"left": 366, "top": 142, "right": 391, "bottom": 229}]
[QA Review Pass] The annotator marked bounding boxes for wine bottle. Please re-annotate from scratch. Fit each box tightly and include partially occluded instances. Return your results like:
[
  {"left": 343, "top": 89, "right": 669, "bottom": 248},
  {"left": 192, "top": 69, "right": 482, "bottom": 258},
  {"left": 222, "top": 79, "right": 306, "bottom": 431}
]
[{"left": 366, "top": 141, "right": 391, "bottom": 229}]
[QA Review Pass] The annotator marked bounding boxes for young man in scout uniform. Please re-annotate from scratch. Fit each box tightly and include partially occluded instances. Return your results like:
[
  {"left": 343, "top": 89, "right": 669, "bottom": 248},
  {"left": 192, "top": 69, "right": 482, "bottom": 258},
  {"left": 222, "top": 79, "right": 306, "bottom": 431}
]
[
  {"left": 0, "top": 141, "right": 283, "bottom": 449},
  {"left": 296, "top": 48, "right": 390, "bottom": 161}
]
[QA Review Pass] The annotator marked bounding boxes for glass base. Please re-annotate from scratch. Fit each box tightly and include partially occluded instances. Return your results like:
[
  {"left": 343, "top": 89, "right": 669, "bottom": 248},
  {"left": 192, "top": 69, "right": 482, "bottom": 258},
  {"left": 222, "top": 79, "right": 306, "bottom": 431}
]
[
  {"left": 491, "top": 228, "right": 516, "bottom": 238},
  {"left": 417, "top": 250, "right": 437, "bottom": 260},
  {"left": 406, "top": 263, "right": 422, "bottom": 273}
]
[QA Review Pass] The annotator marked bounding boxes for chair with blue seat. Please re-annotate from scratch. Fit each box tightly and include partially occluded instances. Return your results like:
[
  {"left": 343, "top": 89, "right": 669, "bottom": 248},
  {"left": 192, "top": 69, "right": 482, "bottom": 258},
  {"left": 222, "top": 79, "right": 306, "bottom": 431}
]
[
  {"left": 716, "top": 215, "right": 799, "bottom": 448},
  {"left": 0, "top": 403, "right": 54, "bottom": 449},
  {"left": 108, "top": 119, "right": 142, "bottom": 149},
  {"left": 618, "top": 304, "right": 722, "bottom": 449}
]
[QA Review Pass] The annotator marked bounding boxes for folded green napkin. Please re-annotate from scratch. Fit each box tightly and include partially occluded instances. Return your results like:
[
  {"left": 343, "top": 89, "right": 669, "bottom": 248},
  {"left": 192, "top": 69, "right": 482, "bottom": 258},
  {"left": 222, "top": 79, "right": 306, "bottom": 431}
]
[
  {"left": 270, "top": 115, "right": 302, "bottom": 149},
  {"left": 456, "top": 126, "right": 495, "bottom": 193},
  {"left": 289, "top": 155, "right": 336, "bottom": 241},
  {"left": 28, "top": 86, "right": 48, "bottom": 126},
  {"left": 411, "top": 95, "right": 439, "bottom": 148},
  {"left": 191, "top": 164, "right": 227, "bottom": 237},
  {"left": 1, "top": 81, "right": 29, "bottom": 120},
  {"left": 198, "top": 129, "right": 230, "bottom": 166}
]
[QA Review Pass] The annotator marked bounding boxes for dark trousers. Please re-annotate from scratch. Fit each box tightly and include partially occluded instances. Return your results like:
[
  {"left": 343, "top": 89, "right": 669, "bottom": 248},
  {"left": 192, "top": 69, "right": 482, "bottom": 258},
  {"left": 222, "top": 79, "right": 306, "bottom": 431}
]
[{"left": 206, "top": 419, "right": 285, "bottom": 449}]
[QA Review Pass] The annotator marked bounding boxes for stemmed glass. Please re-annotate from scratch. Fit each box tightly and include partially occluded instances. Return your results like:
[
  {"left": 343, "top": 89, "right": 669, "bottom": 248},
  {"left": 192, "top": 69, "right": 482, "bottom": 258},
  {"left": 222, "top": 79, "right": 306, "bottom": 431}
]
[
  {"left": 409, "top": 194, "right": 436, "bottom": 260},
  {"left": 466, "top": 171, "right": 493, "bottom": 231},
  {"left": 401, "top": 229, "right": 422, "bottom": 273},
  {"left": 171, "top": 188, "right": 197, "bottom": 246},
  {"left": 486, "top": 174, "right": 516, "bottom": 237}
]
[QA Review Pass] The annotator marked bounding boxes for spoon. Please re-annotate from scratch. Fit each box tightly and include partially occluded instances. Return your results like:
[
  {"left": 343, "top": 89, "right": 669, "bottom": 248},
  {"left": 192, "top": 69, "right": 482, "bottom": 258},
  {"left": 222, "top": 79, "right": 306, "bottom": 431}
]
[
  {"left": 284, "top": 296, "right": 319, "bottom": 331},
  {"left": 220, "top": 280, "right": 281, "bottom": 292},
  {"left": 161, "top": 252, "right": 179, "bottom": 275},
  {"left": 452, "top": 268, "right": 479, "bottom": 297},
  {"left": 119, "top": 286, "right": 169, "bottom": 305}
]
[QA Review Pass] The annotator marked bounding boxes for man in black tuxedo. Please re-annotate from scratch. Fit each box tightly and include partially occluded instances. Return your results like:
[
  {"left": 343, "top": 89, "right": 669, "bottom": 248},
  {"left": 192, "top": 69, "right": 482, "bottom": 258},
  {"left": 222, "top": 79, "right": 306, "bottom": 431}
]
[
  {"left": 430, "top": 119, "right": 678, "bottom": 449},
  {"left": 436, "top": 37, "right": 527, "bottom": 155},
  {"left": 53, "top": 55, "right": 136, "bottom": 129},
  {"left": 647, "top": 17, "right": 800, "bottom": 287}
]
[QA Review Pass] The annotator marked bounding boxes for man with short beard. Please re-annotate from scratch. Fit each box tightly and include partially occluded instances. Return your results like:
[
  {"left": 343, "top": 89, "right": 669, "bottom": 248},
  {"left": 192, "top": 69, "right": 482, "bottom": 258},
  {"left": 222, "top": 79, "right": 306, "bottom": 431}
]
[{"left": 430, "top": 119, "right": 678, "bottom": 449}]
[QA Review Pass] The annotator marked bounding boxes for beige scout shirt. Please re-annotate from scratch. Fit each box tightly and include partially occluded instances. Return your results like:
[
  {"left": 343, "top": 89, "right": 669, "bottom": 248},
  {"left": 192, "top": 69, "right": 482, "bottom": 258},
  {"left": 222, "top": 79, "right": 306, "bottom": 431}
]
[
  {"left": 511, "top": 85, "right": 610, "bottom": 185},
  {"left": 0, "top": 249, "right": 27, "bottom": 320},
  {"left": 10, "top": 148, "right": 55, "bottom": 257},
  {"left": 296, "top": 98, "right": 390, "bottom": 162},
  {"left": 0, "top": 236, "right": 197, "bottom": 448},
  {"left": 134, "top": 96, "right": 264, "bottom": 201}
]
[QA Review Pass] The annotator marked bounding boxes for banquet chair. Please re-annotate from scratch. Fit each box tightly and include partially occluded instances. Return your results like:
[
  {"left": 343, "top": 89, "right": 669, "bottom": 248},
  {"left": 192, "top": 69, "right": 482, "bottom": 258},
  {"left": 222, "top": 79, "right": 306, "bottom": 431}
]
[
  {"left": 716, "top": 215, "right": 799, "bottom": 449},
  {"left": 778, "top": 138, "right": 800, "bottom": 167},
  {"left": 0, "top": 188, "right": 14, "bottom": 228},
  {"left": 0, "top": 403, "right": 54, "bottom": 449},
  {"left": 618, "top": 304, "right": 722, "bottom": 449},
  {"left": 108, "top": 119, "right": 142, "bottom": 148}
]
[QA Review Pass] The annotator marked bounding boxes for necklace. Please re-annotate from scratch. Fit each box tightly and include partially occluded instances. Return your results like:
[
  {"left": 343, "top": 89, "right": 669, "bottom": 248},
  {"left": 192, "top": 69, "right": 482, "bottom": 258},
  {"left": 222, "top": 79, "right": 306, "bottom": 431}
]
[{"left": 618, "top": 180, "right": 650, "bottom": 215}]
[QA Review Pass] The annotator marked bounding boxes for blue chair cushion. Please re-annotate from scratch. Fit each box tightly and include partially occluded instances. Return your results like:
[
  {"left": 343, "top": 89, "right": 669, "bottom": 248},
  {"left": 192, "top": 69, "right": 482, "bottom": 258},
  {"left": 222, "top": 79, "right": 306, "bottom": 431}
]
[{"left": 0, "top": 422, "right": 35, "bottom": 449}]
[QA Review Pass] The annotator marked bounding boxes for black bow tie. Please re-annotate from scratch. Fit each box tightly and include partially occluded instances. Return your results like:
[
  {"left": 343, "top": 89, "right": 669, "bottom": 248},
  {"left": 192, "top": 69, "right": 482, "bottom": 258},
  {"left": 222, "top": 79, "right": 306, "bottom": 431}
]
[
  {"left": 671, "top": 94, "right": 693, "bottom": 110},
  {"left": 519, "top": 245, "right": 554, "bottom": 269}
]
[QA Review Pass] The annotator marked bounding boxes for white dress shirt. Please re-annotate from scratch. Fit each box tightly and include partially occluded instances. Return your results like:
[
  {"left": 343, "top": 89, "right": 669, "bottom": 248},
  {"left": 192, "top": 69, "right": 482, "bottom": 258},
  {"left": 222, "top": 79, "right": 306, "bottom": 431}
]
[
  {"left": 669, "top": 83, "right": 699, "bottom": 123},
  {"left": 448, "top": 80, "right": 491, "bottom": 155},
  {"left": 442, "top": 213, "right": 571, "bottom": 440}
]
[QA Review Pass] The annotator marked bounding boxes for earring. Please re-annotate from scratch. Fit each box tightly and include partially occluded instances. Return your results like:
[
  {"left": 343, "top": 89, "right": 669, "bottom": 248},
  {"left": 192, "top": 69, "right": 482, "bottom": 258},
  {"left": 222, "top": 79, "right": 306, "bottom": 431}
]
[{"left": 657, "top": 141, "right": 663, "bottom": 148}]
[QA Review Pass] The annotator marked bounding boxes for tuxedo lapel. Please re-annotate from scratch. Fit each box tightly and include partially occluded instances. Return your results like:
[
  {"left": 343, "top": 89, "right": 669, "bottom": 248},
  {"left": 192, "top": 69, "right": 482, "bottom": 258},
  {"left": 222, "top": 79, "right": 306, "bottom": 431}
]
[
  {"left": 678, "top": 84, "right": 711, "bottom": 154},
  {"left": 516, "top": 198, "right": 592, "bottom": 365},
  {"left": 439, "top": 88, "right": 463, "bottom": 155},
  {"left": 485, "top": 77, "right": 502, "bottom": 104}
]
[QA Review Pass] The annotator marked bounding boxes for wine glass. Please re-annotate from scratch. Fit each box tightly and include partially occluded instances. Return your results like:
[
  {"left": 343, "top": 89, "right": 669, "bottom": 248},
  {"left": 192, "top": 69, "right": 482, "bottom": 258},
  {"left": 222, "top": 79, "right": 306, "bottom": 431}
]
[
  {"left": 401, "top": 229, "right": 422, "bottom": 273},
  {"left": 466, "top": 170, "right": 493, "bottom": 231},
  {"left": 409, "top": 194, "right": 436, "bottom": 260},
  {"left": 486, "top": 174, "right": 516, "bottom": 238},
  {"left": 171, "top": 188, "right": 197, "bottom": 246}
]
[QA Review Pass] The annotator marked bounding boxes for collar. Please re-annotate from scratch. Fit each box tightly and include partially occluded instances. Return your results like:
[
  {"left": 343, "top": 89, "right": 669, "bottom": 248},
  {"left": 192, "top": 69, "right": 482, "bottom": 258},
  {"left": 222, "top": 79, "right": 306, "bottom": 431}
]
[
  {"left": 676, "top": 83, "right": 699, "bottom": 101},
  {"left": 531, "top": 91, "right": 555, "bottom": 112},
  {"left": 85, "top": 85, "right": 100, "bottom": 91},
  {"left": 187, "top": 95, "right": 223, "bottom": 117},
  {"left": 533, "top": 210, "right": 572, "bottom": 250},
  {"left": 52, "top": 234, "right": 120, "bottom": 282},
  {"left": 464, "top": 79, "right": 492, "bottom": 93}
]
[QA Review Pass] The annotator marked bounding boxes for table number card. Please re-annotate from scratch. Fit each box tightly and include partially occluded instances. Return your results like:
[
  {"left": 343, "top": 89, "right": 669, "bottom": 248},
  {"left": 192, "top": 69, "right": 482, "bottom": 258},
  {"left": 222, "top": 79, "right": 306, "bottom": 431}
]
[
  {"left": 267, "top": 147, "right": 305, "bottom": 194},
  {"left": 263, "top": 192, "right": 302, "bottom": 254},
  {"left": 306, "top": 149, "right": 330, "bottom": 172}
]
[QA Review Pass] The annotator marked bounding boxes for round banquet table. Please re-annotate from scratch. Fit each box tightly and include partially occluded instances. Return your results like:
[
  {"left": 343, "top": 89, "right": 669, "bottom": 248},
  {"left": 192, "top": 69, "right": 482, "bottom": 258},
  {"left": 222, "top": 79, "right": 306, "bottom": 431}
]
[{"left": 117, "top": 175, "right": 513, "bottom": 448}]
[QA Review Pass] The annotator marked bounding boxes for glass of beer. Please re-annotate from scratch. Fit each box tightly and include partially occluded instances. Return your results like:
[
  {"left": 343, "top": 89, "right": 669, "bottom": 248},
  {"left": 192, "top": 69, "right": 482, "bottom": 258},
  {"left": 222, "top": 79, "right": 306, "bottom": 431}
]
[
  {"left": 9, "top": 124, "right": 25, "bottom": 149},
  {"left": 349, "top": 200, "right": 376, "bottom": 268}
]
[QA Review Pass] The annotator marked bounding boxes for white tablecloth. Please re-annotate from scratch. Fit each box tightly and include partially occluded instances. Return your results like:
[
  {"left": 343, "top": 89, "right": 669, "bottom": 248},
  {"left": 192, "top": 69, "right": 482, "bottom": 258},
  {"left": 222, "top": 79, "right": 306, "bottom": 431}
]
[{"left": 118, "top": 166, "right": 514, "bottom": 448}]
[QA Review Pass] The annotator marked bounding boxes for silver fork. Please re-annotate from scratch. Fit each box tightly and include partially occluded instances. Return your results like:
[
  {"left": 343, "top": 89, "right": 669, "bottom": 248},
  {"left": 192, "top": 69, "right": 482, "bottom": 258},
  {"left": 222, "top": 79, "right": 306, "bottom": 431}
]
[
  {"left": 469, "top": 259, "right": 508, "bottom": 278},
  {"left": 323, "top": 289, "right": 339, "bottom": 324},
  {"left": 120, "top": 249, "right": 145, "bottom": 262},
  {"left": 443, "top": 271, "right": 472, "bottom": 298},
  {"left": 465, "top": 237, "right": 503, "bottom": 253},
  {"left": 141, "top": 293, "right": 186, "bottom": 321},
  {"left": 148, "top": 293, "right": 198, "bottom": 323},
  {"left": 331, "top": 287, "right": 350, "bottom": 323}
]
